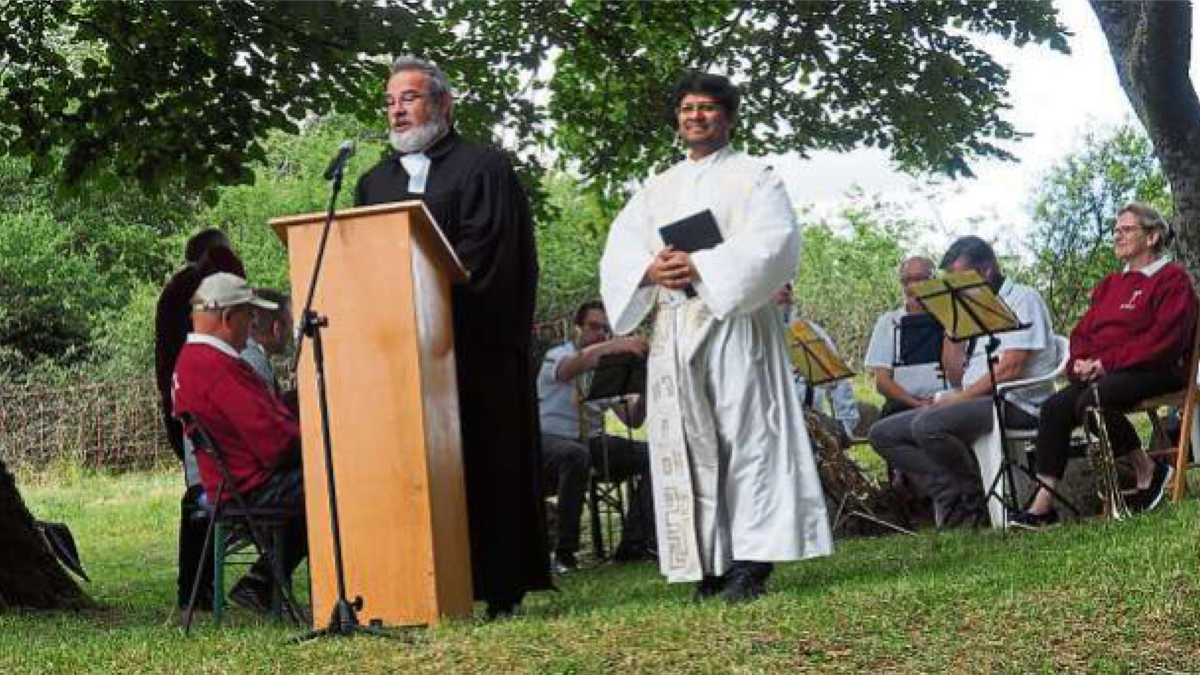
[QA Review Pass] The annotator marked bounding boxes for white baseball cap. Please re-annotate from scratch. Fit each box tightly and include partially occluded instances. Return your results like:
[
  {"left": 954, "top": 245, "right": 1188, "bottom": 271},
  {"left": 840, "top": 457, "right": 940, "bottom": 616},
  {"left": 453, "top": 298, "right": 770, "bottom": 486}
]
[{"left": 191, "top": 273, "right": 278, "bottom": 312}]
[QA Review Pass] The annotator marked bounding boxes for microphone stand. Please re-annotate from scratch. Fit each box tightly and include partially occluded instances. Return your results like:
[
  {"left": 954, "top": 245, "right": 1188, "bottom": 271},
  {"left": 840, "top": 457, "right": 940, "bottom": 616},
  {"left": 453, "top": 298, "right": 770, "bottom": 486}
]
[{"left": 291, "top": 150, "right": 394, "bottom": 643}]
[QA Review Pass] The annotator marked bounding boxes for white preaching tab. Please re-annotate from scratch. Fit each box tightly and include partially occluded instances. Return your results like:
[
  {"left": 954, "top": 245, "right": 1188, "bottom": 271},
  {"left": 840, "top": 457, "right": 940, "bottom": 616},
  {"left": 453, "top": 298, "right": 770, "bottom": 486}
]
[{"left": 400, "top": 153, "right": 431, "bottom": 194}]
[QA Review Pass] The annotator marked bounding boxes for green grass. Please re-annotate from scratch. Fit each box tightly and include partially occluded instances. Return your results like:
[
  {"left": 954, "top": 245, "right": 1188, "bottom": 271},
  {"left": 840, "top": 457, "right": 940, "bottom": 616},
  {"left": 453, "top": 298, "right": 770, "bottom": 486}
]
[{"left": 5, "top": 469, "right": 1200, "bottom": 673}]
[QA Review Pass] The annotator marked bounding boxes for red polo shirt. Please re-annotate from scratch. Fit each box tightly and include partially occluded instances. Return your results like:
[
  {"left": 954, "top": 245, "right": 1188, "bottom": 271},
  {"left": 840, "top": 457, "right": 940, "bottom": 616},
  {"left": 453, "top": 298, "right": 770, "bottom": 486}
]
[
  {"left": 172, "top": 336, "right": 300, "bottom": 500},
  {"left": 1068, "top": 259, "right": 1197, "bottom": 381}
]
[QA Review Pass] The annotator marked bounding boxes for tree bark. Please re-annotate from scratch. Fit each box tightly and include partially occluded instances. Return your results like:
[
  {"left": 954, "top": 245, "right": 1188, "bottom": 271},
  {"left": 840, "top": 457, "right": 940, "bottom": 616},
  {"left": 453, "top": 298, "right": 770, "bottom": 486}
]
[
  {"left": 0, "top": 458, "right": 92, "bottom": 610},
  {"left": 1090, "top": 1, "right": 1200, "bottom": 273}
]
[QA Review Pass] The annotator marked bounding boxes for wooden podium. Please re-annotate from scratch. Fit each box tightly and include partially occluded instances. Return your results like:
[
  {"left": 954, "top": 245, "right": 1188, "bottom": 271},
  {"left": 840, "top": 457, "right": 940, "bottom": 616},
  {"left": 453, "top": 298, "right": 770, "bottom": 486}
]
[{"left": 270, "top": 201, "right": 473, "bottom": 627}]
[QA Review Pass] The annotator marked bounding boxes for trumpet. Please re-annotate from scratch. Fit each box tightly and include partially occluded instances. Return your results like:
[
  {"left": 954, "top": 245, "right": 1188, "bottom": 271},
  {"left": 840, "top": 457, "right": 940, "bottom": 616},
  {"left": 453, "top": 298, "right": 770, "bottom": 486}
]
[{"left": 1082, "top": 385, "right": 1131, "bottom": 519}]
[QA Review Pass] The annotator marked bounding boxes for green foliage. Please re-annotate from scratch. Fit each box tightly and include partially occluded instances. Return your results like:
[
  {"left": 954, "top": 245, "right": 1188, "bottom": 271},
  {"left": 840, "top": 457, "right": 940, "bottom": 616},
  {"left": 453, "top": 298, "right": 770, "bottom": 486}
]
[
  {"left": 1025, "top": 125, "right": 1171, "bottom": 331},
  {"left": 534, "top": 173, "right": 614, "bottom": 323},
  {"left": 0, "top": 114, "right": 376, "bottom": 381},
  {"left": 196, "top": 116, "right": 377, "bottom": 291},
  {"left": 423, "top": 0, "right": 1068, "bottom": 201},
  {"left": 792, "top": 193, "right": 927, "bottom": 365},
  {"left": 0, "top": 202, "right": 101, "bottom": 372},
  {"left": 0, "top": 0, "right": 410, "bottom": 199},
  {"left": 1, "top": 0, "right": 1068, "bottom": 205},
  {"left": 0, "top": 154, "right": 198, "bottom": 375},
  {"left": 80, "top": 115, "right": 378, "bottom": 378}
]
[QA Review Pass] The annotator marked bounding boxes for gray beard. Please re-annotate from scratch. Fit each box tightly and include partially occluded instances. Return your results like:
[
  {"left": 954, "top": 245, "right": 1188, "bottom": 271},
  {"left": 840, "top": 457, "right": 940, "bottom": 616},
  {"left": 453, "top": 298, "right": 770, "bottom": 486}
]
[{"left": 389, "top": 119, "right": 444, "bottom": 154}]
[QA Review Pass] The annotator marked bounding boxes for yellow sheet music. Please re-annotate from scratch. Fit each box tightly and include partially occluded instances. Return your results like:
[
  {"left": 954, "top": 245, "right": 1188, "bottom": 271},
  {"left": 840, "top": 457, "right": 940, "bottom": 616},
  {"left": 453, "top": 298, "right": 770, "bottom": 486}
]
[
  {"left": 787, "top": 319, "right": 854, "bottom": 386},
  {"left": 909, "top": 271, "right": 1022, "bottom": 340}
]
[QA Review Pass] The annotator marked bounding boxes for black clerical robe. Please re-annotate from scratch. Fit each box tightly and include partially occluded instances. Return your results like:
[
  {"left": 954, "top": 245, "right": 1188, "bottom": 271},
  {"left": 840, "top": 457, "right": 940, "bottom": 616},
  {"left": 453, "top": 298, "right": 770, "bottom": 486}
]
[
  {"left": 355, "top": 129, "right": 552, "bottom": 605},
  {"left": 154, "top": 247, "right": 246, "bottom": 458}
]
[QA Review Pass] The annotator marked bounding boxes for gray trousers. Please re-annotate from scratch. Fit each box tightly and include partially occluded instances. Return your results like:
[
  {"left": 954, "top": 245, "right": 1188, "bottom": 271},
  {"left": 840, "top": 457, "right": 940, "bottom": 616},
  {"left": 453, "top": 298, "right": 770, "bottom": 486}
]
[{"left": 869, "top": 397, "right": 1037, "bottom": 517}]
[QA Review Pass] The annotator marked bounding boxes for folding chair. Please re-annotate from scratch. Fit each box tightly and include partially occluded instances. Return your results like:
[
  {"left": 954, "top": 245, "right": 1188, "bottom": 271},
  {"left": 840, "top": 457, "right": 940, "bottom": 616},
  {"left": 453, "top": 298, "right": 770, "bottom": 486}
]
[
  {"left": 972, "top": 334, "right": 1071, "bottom": 529},
  {"left": 586, "top": 435, "right": 631, "bottom": 560},
  {"left": 179, "top": 413, "right": 304, "bottom": 634},
  {"left": 1091, "top": 320, "right": 1200, "bottom": 505}
]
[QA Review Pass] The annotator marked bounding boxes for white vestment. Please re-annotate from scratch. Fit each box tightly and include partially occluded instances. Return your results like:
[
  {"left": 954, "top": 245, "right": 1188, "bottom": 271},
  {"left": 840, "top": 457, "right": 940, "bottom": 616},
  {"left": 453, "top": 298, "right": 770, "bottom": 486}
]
[{"left": 600, "top": 146, "right": 832, "bottom": 582}]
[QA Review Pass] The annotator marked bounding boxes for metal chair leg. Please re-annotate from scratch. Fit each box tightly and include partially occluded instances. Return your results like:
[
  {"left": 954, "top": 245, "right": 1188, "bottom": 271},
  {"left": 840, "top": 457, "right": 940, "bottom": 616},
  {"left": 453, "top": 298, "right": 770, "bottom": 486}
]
[
  {"left": 271, "top": 526, "right": 285, "bottom": 619},
  {"left": 213, "top": 521, "right": 226, "bottom": 625},
  {"left": 588, "top": 479, "right": 605, "bottom": 559}
]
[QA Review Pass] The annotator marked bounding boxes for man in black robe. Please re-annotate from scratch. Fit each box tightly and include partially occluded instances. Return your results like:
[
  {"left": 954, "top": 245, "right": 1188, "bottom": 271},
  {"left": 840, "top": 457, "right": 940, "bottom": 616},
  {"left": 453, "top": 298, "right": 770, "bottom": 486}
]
[
  {"left": 153, "top": 228, "right": 246, "bottom": 610},
  {"left": 354, "top": 56, "right": 551, "bottom": 617}
]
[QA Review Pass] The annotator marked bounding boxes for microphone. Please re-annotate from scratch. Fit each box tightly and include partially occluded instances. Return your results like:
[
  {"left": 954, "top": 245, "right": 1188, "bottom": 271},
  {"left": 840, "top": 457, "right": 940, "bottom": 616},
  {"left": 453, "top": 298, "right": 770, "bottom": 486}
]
[{"left": 322, "top": 140, "right": 355, "bottom": 180}]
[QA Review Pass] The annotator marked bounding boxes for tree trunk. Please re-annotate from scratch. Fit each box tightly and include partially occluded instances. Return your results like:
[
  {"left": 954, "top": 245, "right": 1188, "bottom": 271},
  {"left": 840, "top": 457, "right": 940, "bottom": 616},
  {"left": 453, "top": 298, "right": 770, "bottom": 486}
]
[
  {"left": 1090, "top": 1, "right": 1200, "bottom": 273},
  {"left": 0, "top": 457, "right": 91, "bottom": 610}
]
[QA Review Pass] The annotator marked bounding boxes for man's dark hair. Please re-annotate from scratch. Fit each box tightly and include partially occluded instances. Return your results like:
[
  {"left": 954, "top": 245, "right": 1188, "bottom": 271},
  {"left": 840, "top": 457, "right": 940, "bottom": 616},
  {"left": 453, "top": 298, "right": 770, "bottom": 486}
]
[
  {"left": 254, "top": 288, "right": 291, "bottom": 320},
  {"left": 184, "top": 228, "right": 231, "bottom": 264},
  {"left": 670, "top": 72, "right": 741, "bottom": 119},
  {"left": 940, "top": 235, "right": 998, "bottom": 272},
  {"left": 573, "top": 300, "right": 605, "bottom": 326}
]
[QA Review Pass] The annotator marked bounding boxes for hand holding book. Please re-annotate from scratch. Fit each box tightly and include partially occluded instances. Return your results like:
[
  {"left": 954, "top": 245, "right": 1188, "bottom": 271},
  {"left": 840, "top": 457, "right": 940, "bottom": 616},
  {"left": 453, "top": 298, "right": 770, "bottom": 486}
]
[
  {"left": 644, "top": 247, "right": 700, "bottom": 291},
  {"left": 647, "top": 209, "right": 723, "bottom": 297}
]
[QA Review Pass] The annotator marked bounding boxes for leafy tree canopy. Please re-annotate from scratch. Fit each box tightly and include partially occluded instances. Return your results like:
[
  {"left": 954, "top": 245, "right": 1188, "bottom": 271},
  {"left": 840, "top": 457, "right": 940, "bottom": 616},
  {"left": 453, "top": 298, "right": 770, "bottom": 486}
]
[
  {"left": 1, "top": 0, "right": 1068, "bottom": 203},
  {"left": 1089, "top": 1, "right": 1200, "bottom": 274},
  {"left": 792, "top": 192, "right": 929, "bottom": 363},
  {"left": 1025, "top": 124, "right": 1170, "bottom": 331},
  {"left": 0, "top": 0, "right": 411, "bottom": 198}
]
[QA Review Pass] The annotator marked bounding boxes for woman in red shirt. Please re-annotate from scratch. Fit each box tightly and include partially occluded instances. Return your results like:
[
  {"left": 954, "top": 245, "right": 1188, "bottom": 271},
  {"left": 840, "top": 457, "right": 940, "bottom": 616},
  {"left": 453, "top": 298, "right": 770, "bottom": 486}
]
[{"left": 1013, "top": 203, "right": 1197, "bottom": 527}]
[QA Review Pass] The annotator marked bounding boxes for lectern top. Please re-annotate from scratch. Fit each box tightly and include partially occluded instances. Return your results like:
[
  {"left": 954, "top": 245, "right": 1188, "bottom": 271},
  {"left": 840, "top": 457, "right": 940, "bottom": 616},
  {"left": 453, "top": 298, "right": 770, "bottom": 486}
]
[{"left": 268, "top": 200, "right": 468, "bottom": 283}]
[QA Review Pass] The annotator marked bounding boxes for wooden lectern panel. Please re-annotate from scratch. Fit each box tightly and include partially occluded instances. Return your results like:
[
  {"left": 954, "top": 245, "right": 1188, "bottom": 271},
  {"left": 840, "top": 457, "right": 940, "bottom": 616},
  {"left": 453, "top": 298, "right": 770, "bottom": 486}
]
[{"left": 270, "top": 202, "right": 472, "bottom": 627}]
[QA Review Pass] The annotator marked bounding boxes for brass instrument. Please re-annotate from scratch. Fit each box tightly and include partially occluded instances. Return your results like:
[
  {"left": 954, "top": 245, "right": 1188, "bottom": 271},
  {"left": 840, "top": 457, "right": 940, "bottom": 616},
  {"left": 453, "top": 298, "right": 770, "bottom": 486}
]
[{"left": 1082, "top": 385, "right": 1131, "bottom": 519}]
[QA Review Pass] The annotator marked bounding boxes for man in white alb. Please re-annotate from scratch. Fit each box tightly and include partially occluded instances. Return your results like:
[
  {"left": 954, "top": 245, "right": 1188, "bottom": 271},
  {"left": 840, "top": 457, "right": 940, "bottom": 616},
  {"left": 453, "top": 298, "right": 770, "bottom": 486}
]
[{"left": 600, "top": 72, "right": 832, "bottom": 603}]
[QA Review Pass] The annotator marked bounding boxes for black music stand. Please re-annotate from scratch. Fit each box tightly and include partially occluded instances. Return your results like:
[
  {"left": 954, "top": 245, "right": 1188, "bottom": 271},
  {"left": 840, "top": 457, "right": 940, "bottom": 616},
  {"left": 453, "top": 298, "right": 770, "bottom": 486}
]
[
  {"left": 911, "top": 271, "right": 1067, "bottom": 529},
  {"left": 889, "top": 312, "right": 949, "bottom": 407},
  {"left": 894, "top": 313, "right": 944, "bottom": 370},
  {"left": 583, "top": 353, "right": 647, "bottom": 560}
]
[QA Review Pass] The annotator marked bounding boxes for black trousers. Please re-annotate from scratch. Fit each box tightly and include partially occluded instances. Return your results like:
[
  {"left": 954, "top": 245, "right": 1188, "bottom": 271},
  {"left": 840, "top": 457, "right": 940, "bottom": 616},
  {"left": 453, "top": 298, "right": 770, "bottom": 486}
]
[
  {"left": 178, "top": 485, "right": 214, "bottom": 607},
  {"left": 1034, "top": 368, "right": 1184, "bottom": 479},
  {"left": 242, "top": 466, "right": 309, "bottom": 585},
  {"left": 541, "top": 433, "right": 654, "bottom": 555}
]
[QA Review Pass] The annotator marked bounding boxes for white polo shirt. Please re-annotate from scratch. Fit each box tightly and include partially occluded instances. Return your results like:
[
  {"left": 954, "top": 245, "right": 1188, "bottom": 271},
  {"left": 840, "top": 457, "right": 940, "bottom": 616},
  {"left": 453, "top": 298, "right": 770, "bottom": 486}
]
[
  {"left": 962, "top": 278, "right": 1057, "bottom": 414},
  {"left": 863, "top": 307, "right": 948, "bottom": 401},
  {"left": 537, "top": 342, "right": 610, "bottom": 439}
]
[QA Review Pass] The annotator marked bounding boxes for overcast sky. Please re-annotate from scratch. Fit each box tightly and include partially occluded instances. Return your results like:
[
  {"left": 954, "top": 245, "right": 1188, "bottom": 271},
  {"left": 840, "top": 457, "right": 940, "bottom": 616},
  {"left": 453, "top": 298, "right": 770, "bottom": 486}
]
[{"left": 775, "top": 0, "right": 1199, "bottom": 256}]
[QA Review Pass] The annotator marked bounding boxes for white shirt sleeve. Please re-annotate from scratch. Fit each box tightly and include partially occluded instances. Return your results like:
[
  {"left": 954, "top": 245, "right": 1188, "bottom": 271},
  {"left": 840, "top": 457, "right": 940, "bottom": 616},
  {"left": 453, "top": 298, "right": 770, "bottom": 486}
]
[
  {"left": 863, "top": 311, "right": 897, "bottom": 370},
  {"left": 691, "top": 170, "right": 801, "bottom": 319},
  {"left": 600, "top": 189, "right": 658, "bottom": 336}
]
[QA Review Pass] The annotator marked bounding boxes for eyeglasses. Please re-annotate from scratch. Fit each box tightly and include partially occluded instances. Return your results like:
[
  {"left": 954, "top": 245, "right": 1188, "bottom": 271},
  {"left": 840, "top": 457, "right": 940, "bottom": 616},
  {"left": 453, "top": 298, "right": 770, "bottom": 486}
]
[
  {"left": 900, "top": 275, "right": 932, "bottom": 284},
  {"left": 1113, "top": 224, "right": 1149, "bottom": 237},
  {"left": 384, "top": 91, "right": 429, "bottom": 109},
  {"left": 678, "top": 103, "right": 723, "bottom": 115}
]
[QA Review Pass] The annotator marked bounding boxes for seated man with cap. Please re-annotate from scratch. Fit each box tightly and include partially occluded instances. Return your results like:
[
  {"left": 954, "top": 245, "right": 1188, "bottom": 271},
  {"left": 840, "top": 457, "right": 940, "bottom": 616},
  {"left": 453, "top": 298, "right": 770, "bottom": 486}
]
[{"left": 172, "top": 272, "right": 308, "bottom": 614}]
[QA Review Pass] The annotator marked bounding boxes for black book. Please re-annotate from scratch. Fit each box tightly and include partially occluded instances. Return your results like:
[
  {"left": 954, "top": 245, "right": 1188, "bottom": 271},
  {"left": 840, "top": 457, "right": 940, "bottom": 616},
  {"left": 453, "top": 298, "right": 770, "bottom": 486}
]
[
  {"left": 585, "top": 352, "right": 647, "bottom": 401},
  {"left": 658, "top": 209, "right": 723, "bottom": 297},
  {"left": 895, "top": 312, "right": 944, "bottom": 367}
]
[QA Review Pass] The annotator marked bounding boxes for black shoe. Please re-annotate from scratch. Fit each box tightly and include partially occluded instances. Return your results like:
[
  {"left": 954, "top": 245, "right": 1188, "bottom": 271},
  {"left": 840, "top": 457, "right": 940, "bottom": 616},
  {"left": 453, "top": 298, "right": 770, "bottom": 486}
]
[
  {"left": 1009, "top": 508, "right": 1059, "bottom": 530},
  {"left": 1132, "top": 461, "right": 1174, "bottom": 513},
  {"left": 693, "top": 575, "right": 725, "bottom": 601},
  {"left": 719, "top": 570, "right": 766, "bottom": 604},
  {"left": 228, "top": 576, "right": 272, "bottom": 616},
  {"left": 553, "top": 550, "right": 578, "bottom": 573},
  {"left": 612, "top": 542, "right": 653, "bottom": 563},
  {"left": 485, "top": 600, "right": 519, "bottom": 620}
]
